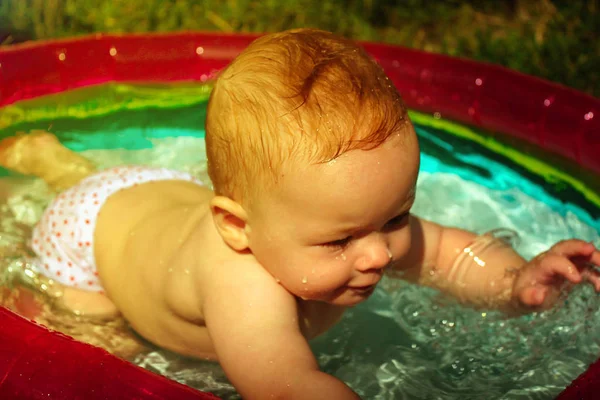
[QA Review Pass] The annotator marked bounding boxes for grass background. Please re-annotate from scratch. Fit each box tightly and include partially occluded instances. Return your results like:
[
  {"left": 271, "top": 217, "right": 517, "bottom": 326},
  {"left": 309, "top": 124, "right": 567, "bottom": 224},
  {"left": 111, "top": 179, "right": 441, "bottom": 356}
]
[{"left": 0, "top": 0, "right": 598, "bottom": 97}]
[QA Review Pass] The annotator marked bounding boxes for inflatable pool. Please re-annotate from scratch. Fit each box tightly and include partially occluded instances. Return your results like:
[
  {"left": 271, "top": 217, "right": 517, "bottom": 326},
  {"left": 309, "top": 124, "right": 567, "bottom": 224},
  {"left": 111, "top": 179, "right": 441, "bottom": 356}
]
[{"left": 0, "top": 32, "right": 598, "bottom": 399}]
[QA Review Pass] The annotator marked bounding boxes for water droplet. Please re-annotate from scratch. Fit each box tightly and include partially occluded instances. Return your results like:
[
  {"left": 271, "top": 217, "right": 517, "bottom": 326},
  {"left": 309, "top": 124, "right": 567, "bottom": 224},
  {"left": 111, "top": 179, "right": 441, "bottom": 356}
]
[
  {"left": 341, "top": 253, "right": 347, "bottom": 261},
  {"left": 301, "top": 276, "right": 308, "bottom": 284}
]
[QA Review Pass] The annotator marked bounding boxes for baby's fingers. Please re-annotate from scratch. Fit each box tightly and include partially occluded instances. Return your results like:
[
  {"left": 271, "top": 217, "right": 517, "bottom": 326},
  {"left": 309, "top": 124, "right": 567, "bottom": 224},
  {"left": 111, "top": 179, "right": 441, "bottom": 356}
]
[
  {"left": 540, "top": 254, "right": 582, "bottom": 284},
  {"left": 581, "top": 265, "right": 600, "bottom": 291},
  {"left": 550, "top": 240, "right": 596, "bottom": 258},
  {"left": 587, "top": 248, "right": 600, "bottom": 267},
  {"left": 518, "top": 286, "right": 548, "bottom": 307}
]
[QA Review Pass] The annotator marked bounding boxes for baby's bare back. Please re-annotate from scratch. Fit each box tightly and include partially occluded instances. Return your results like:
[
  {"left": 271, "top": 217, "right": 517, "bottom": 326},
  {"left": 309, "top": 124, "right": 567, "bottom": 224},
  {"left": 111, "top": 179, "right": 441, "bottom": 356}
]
[
  {"left": 94, "top": 179, "right": 223, "bottom": 358},
  {"left": 94, "top": 179, "right": 346, "bottom": 360}
]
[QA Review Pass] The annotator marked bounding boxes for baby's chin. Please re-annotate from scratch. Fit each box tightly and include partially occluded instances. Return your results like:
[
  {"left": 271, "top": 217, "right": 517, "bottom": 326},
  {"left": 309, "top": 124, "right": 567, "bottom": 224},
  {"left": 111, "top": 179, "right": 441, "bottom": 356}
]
[{"left": 335, "top": 285, "right": 378, "bottom": 306}]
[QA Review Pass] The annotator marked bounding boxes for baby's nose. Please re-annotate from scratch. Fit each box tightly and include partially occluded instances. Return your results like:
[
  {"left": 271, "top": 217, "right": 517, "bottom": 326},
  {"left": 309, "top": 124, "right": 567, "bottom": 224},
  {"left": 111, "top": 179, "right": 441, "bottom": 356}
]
[{"left": 356, "top": 236, "right": 392, "bottom": 272}]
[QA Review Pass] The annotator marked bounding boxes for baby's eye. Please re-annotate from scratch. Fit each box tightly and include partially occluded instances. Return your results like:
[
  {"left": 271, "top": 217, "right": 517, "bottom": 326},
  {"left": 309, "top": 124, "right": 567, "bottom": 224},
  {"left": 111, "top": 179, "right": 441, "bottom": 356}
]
[
  {"left": 322, "top": 236, "right": 352, "bottom": 249},
  {"left": 384, "top": 212, "right": 409, "bottom": 230}
]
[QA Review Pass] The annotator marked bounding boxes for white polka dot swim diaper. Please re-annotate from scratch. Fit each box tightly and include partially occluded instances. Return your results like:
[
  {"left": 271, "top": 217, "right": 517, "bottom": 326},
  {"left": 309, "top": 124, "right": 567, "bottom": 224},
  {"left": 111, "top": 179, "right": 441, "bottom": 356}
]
[{"left": 30, "top": 166, "right": 203, "bottom": 292}]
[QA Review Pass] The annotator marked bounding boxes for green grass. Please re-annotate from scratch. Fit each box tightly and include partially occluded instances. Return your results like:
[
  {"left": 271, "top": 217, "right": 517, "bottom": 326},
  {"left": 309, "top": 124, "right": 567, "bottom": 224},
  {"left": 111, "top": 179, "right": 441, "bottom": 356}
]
[{"left": 0, "top": 0, "right": 598, "bottom": 97}]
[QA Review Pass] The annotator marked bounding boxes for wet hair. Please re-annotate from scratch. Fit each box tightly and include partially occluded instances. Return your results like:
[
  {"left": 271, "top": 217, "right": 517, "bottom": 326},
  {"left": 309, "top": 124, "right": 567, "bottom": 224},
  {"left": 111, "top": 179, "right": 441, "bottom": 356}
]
[{"left": 205, "top": 28, "right": 408, "bottom": 206}]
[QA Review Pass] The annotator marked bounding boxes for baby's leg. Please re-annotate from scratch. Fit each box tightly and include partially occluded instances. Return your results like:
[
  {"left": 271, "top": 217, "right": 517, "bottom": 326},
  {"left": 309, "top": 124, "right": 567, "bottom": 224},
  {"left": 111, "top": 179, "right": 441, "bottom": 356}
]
[
  {"left": 59, "top": 286, "right": 120, "bottom": 319},
  {"left": 0, "top": 130, "right": 96, "bottom": 191},
  {"left": 14, "top": 284, "right": 118, "bottom": 319}
]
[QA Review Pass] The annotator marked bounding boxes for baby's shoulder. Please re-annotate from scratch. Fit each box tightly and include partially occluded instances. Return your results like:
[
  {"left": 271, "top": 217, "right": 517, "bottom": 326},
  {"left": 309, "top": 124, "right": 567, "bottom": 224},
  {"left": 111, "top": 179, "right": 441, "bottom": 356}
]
[
  {"left": 196, "top": 251, "right": 291, "bottom": 301},
  {"left": 196, "top": 250, "right": 272, "bottom": 287}
]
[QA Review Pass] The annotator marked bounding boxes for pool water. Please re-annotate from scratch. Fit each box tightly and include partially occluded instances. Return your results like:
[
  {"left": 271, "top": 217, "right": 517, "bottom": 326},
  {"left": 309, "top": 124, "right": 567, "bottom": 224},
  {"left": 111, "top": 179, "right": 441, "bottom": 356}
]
[{"left": 0, "top": 84, "right": 599, "bottom": 400}]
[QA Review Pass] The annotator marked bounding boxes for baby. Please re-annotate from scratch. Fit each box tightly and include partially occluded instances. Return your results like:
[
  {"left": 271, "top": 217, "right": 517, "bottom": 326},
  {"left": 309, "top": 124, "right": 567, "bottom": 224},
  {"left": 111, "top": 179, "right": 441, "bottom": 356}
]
[{"left": 2, "top": 29, "right": 600, "bottom": 399}]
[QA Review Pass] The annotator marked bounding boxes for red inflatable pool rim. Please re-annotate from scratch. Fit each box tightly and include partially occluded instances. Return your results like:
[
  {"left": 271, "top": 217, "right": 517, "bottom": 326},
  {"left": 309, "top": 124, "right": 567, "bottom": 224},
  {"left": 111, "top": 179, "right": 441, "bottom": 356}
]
[{"left": 0, "top": 32, "right": 599, "bottom": 399}]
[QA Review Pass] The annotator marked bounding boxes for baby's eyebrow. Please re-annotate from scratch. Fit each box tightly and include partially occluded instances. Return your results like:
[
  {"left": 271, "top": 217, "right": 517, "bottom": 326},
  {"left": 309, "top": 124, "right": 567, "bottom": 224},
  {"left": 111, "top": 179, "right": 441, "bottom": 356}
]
[
  {"left": 400, "top": 188, "right": 416, "bottom": 210},
  {"left": 329, "top": 192, "right": 417, "bottom": 237}
]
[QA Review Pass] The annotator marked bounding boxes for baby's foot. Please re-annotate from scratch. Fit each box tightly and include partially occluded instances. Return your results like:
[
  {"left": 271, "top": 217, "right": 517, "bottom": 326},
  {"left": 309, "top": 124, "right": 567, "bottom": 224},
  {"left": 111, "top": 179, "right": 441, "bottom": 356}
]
[
  {"left": 0, "top": 130, "right": 95, "bottom": 191},
  {"left": 0, "top": 135, "right": 22, "bottom": 170},
  {"left": 2, "top": 286, "right": 44, "bottom": 320},
  {"left": 0, "top": 130, "right": 58, "bottom": 171}
]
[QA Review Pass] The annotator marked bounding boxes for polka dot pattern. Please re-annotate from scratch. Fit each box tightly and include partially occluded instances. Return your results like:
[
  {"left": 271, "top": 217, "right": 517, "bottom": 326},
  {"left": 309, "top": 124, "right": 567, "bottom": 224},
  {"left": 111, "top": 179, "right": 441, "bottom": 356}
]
[{"left": 31, "top": 166, "right": 203, "bottom": 292}]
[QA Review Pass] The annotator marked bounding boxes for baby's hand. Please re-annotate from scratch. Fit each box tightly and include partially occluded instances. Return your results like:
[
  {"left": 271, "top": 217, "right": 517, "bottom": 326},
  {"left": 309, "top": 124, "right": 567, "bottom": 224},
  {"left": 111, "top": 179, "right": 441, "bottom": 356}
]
[{"left": 513, "top": 240, "right": 600, "bottom": 308}]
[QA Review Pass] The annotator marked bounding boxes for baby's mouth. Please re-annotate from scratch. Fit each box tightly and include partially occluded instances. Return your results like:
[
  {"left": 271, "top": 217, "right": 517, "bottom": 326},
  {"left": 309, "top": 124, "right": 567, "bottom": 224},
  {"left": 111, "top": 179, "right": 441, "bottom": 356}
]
[
  {"left": 348, "top": 285, "right": 377, "bottom": 298},
  {"left": 348, "top": 279, "right": 380, "bottom": 293},
  {"left": 352, "top": 284, "right": 375, "bottom": 291}
]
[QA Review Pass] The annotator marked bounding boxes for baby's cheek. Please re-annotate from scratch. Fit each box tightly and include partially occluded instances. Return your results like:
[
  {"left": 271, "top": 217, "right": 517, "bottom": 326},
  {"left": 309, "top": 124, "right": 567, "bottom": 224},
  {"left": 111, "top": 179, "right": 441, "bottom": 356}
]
[
  {"left": 302, "top": 266, "right": 347, "bottom": 293},
  {"left": 391, "top": 228, "right": 412, "bottom": 259}
]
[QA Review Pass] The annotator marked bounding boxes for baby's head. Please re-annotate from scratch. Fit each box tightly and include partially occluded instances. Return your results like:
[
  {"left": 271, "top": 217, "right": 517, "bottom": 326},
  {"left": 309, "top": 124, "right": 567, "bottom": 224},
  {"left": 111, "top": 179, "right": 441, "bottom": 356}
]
[
  {"left": 206, "top": 28, "right": 409, "bottom": 207},
  {"left": 206, "top": 29, "right": 419, "bottom": 305}
]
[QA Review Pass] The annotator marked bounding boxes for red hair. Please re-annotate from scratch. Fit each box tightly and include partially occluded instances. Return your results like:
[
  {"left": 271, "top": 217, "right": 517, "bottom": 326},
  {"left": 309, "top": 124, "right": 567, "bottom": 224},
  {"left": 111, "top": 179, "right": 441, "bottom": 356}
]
[{"left": 206, "top": 29, "right": 408, "bottom": 205}]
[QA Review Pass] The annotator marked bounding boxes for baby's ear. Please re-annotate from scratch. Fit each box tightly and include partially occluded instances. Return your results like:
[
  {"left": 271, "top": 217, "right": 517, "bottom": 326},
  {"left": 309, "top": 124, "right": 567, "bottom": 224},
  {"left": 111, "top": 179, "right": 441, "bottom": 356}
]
[{"left": 210, "top": 196, "right": 249, "bottom": 251}]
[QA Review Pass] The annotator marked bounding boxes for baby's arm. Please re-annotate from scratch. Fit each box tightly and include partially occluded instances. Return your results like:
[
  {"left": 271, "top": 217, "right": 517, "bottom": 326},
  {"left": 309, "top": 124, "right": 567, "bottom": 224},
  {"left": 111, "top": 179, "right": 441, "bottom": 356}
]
[
  {"left": 396, "top": 216, "right": 600, "bottom": 311},
  {"left": 202, "top": 262, "right": 359, "bottom": 400}
]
